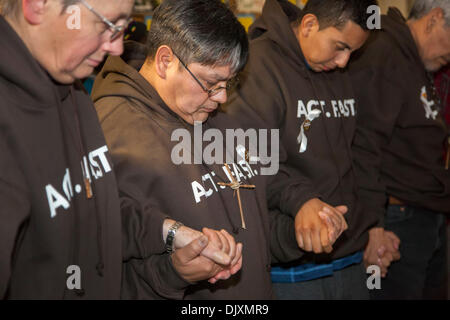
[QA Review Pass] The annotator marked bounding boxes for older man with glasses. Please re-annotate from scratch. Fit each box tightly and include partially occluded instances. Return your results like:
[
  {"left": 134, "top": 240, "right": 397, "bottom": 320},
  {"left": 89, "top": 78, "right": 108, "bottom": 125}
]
[
  {"left": 0, "top": 0, "right": 238, "bottom": 300},
  {"left": 349, "top": 0, "right": 450, "bottom": 299},
  {"left": 91, "top": 0, "right": 307, "bottom": 299}
]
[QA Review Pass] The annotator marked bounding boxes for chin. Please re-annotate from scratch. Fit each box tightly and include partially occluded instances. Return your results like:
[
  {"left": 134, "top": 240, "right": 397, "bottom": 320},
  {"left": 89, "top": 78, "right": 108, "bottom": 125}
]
[
  {"left": 48, "top": 71, "right": 78, "bottom": 85},
  {"left": 425, "top": 62, "right": 443, "bottom": 73}
]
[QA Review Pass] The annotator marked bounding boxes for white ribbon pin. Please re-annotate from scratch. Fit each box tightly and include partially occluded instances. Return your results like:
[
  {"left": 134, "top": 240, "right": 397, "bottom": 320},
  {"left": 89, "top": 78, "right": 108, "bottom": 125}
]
[
  {"left": 421, "top": 86, "right": 438, "bottom": 120},
  {"left": 297, "top": 109, "right": 322, "bottom": 153}
]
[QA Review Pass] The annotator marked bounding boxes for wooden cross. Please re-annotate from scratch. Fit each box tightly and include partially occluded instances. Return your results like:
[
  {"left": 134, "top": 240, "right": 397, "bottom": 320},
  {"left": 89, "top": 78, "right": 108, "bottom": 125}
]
[{"left": 217, "top": 164, "right": 255, "bottom": 230}]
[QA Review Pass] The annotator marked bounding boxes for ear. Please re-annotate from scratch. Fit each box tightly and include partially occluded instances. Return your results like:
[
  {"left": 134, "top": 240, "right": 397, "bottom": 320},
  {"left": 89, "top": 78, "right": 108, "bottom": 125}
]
[
  {"left": 300, "top": 14, "right": 320, "bottom": 38},
  {"left": 425, "top": 7, "right": 444, "bottom": 33},
  {"left": 154, "top": 45, "right": 176, "bottom": 80},
  {"left": 22, "top": 0, "right": 46, "bottom": 25}
]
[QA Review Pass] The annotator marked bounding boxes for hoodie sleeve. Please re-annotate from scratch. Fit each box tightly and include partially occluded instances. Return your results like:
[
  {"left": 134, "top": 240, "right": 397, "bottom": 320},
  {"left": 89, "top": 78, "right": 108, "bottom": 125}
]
[
  {"left": 120, "top": 196, "right": 169, "bottom": 261},
  {"left": 349, "top": 48, "right": 406, "bottom": 228},
  {"left": 94, "top": 98, "right": 170, "bottom": 260},
  {"left": 122, "top": 254, "right": 190, "bottom": 300},
  {"left": 268, "top": 209, "right": 306, "bottom": 264},
  {"left": 0, "top": 136, "right": 30, "bottom": 298},
  {"left": 227, "top": 44, "right": 321, "bottom": 218}
]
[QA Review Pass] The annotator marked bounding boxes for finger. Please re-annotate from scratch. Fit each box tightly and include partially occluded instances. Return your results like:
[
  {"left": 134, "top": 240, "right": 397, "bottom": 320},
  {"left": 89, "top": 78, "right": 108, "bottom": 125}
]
[
  {"left": 220, "top": 229, "right": 236, "bottom": 259},
  {"left": 177, "top": 236, "right": 209, "bottom": 263},
  {"left": 215, "top": 230, "right": 230, "bottom": 255},
  {"left": 208, "top": 271, "right": 226, "bottom": 283},
  {"left": 322, "top": 207, "right": 343, "bottom": 233},
  {"left": 323, "top": 244, "right": 333, "bottom": 254},
  {"left": 311, "top": 229, "right": 323, "bottom": 254},
  {"left": 392, "top": 250, "right": 401, "bottom": 261},
  {"left": 208, "top": 278, "right": 218, "bottom": 284},
  {"left": 230, "top": 242, "right": 243, "bottom": 267},
  {"left": 302, "top": 229, "right": 313, "bottom": 252},
  {"left": 328, "top": 206, "right": 349, "bottom": 234},
  {"left": 377, "top": 258, "right": 388, "bottom": 274},
  {"left": 295, "top": 228, "right": 305, "bottom": 249},
  {"left": 365, "top": 253, "right": 378, "bottom": 266},
  {"left": 318, "top": 211, "right": 337, "bottom": 242},
  {"left": 341, "top": 216, "right": 348, "bottom": 233},
  {"left": 335, "top": 205, "right": 348, "bottom": 215},
  {"left": 383, "top": 251, "right": 394, "bottom": 264},
  {"left": 320, "top": 223, "right": 331, "bottom": 248},
  {"left": 203, "top": 228, "right": 223, "bottom": 250},
  {"left": 380, "top": 257, "right": 391, "bottom": 268},
  {"left": 200, "top": 241, "right": 231, "bottom": 266},
  {"left": 385, "top": 231, "right": 401, "bottom": 250},
  {"left": 377, "top": 245, "right": 386, "bottom": 258},
  {"left": 230, "top": 255, "right": 243, "bottom": 275},
  {"left": 216, "top": 270, "right": 231, "bottom": 281}
]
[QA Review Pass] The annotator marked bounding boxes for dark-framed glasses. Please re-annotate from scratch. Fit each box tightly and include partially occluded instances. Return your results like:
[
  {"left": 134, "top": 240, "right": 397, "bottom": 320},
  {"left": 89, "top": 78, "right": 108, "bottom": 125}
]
[
  {"left": 172, "top": 51, "right": 239, "bottom": 97},
  {"left": 79, "top": 0, "right": 132, "bottom": 42}
]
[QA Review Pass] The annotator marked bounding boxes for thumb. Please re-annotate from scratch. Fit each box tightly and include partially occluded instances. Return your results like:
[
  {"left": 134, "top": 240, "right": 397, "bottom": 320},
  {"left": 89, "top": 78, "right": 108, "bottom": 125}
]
[
  {"left": 377, "top": 245, "right": 386, "bottom": 258},
  {"left": 335, "top": 205, "right": 348, "bottom": 215},
  {"left": 386, "top": 231, "right": 401, "bottom": 249},
  {"left": 177, "top": 235, "right": 209, "bottom": 263}
]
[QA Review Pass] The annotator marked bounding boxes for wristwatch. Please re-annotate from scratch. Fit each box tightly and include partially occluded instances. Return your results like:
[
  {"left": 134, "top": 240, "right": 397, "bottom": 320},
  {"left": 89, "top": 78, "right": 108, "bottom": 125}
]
[{"left": 165, "top": 221, "right": 184, "bottom": 254}]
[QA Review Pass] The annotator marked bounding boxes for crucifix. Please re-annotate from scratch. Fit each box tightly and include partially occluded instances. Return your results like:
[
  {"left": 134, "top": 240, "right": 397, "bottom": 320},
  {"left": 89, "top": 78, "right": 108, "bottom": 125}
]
[{"left": 217, "top": 163, "right": 255, "bottom": 230}]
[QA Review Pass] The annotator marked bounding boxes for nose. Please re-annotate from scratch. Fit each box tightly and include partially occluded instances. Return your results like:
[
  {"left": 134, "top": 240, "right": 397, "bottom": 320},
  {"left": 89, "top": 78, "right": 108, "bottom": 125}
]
[
  {"left": 210, "top": 89, "right": 228, "bottom": 104},
  {"left": 335, "top": 51, "right": 351, "bottom": 69},
  {"left": 101, "top": 36, "right": 125, "bottom": 57}
]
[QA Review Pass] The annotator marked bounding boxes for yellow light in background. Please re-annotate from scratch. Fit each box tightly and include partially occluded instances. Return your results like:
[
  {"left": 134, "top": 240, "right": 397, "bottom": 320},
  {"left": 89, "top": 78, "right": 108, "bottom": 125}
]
[
  {"left": 237, "top": 14, "right": 255, "bottom": 32},
  {"left": 300, "top": 0, "right": 309, "bottom": 7}
]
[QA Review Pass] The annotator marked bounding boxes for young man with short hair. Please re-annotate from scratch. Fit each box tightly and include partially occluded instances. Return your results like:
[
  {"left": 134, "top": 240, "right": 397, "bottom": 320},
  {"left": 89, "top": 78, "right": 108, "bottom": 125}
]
[{"left": 226, "top": 0, "right": 391, "bottom": 299}]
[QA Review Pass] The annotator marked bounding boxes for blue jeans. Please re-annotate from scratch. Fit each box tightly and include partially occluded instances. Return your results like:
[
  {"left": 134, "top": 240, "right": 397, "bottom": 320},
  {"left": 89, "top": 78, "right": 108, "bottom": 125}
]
[
  {"left": 370, "top": 205, "right": 448, "bottom": 300},
  {"left": 273, "top": 262, "right": 369, "bottom": 300}
]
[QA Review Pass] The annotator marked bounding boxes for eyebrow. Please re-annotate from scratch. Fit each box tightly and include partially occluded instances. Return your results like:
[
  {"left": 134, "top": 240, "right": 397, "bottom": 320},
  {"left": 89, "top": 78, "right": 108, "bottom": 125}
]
[
  {"left": 110, "top": 13, "right": 130, "bottom": 23},
  {"left": 205, "top": 73, "right": 230, "bottom": 82},
  {"left": 337, "top": 41, "right": 352, "bottom": 50}
]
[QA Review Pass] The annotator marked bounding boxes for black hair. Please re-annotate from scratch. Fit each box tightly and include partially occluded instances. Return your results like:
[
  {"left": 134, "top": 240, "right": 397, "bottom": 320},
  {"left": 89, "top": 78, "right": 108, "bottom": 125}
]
[
  {"left": 146, "top": 0, "right": 249, "bottom": 74},
  {"left": 300, "top": 0, "right": 379, "bottom": 31}
]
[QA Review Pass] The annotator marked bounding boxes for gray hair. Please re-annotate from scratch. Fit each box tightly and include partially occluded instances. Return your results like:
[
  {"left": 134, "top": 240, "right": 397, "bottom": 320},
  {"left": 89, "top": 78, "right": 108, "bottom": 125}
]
[
  {"left": 146, "top": 0, "right": 248, "bottom": 75},
  {"left": 409, "top": 0, "right": 450, "bottom": 26},
  {"left": 1, "top": 0, "right": 79, "bottom": 16}
]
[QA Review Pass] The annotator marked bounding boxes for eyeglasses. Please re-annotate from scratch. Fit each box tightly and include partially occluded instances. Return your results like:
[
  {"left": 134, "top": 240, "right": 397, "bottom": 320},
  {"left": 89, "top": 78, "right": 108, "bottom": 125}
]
[
  {"left": 80, "top": 0, "right": 132, "bottom": 42},
  {"left": 172, "top": 51, "right": 239, "bottom": 97}
]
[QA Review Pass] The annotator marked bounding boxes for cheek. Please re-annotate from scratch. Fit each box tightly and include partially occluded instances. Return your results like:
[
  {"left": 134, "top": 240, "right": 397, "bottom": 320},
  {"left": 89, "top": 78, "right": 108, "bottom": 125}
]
[
  {"left": 175, "top": 84, "right": 206, "bottom": 114},
  {"left": 309, "top": 39, "right": 334, "bottom": 63},
  {"left": 59, "top": 37, "right": 102, "bottom": 71}
]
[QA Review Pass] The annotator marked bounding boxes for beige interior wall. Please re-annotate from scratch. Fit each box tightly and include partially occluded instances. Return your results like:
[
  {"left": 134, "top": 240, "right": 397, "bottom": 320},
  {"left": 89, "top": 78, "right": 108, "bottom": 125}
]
[{"left": 378, "top": 0, "right": 415, "bottom": 17}]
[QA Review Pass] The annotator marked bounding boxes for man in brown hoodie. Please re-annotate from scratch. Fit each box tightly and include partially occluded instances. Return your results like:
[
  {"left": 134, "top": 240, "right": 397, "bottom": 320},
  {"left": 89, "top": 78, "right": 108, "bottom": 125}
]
[
  {"left": 349, "top": 0, "right": 450, "bottom": 299},
  {"left": 0, "top": 0, "right": 238, "bottom": 299},
  {"left": 225, "top": 0, "right": 397, "bottom": 299}
]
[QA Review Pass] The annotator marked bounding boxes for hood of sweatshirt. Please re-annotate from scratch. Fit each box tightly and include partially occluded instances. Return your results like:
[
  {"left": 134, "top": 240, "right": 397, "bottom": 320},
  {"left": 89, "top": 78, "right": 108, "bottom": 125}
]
[
  {"left": 92, "top": 41, "right": 182, "bottom": 124},
  {"left": 249, "top": 0, "right": 311, "bottom": 75},
  {"left": 381, "top": 7, "right": 424, "bottom": 68},
  {"left": 0, "top": 17, "right": 62, "bottom": 108}
]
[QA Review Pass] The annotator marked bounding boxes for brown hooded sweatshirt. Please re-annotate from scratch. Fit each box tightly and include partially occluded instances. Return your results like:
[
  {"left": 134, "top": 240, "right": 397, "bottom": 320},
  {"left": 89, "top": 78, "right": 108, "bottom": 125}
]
[
  {"left": 92, "top": 41, "right": 302, "bottom": 299},
  {"left": 349, "top": 8, "right": 450, "bottom": 226}
]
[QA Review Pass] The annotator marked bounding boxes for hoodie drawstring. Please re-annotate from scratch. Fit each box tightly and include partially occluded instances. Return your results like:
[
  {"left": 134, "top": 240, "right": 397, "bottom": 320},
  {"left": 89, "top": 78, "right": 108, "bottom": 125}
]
[{"left": 69, "top": 88, "right": 105, "bottom": 279}]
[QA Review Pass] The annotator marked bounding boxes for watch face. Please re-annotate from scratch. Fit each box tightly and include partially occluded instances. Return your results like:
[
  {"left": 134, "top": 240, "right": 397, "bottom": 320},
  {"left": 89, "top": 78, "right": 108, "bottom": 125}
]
[{"left": 166, "top": 222, "right": 183, "bottom": 253}]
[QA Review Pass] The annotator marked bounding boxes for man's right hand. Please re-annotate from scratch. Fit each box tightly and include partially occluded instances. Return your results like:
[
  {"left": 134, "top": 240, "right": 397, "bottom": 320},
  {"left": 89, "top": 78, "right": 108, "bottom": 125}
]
[
  {"left": 171, "top": 236, "right": 226, "bottom": 283},
  {"left": 294, "top": 198, "right": 348, "bottom": 254},
  {"left": 165, "top": 220, "right": 243, "bottom": 284},
  {"left": 364, "top": 227, "right": 401, "bottom": 277}
]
